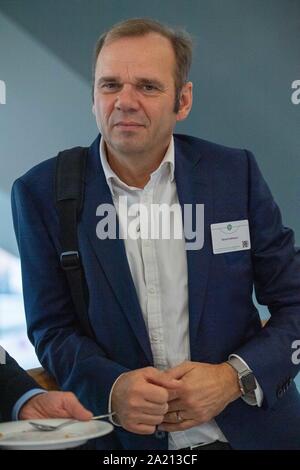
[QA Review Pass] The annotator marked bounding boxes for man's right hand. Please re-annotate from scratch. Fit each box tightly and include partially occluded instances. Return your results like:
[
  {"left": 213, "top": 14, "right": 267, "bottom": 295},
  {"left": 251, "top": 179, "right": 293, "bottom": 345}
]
[{"left": 111, "top": 367, "right": 179, "bottom": 434}]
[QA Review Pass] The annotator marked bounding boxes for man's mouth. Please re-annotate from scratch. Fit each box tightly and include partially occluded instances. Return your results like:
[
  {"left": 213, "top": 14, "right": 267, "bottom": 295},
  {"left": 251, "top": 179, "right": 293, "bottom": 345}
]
[{"left": 114, "top": 121, "right": 145, "bottom": 128}]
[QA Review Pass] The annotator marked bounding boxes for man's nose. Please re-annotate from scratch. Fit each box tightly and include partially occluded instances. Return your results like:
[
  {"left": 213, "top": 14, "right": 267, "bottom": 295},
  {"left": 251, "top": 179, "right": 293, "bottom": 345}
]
[{"left": 114, "top": 84, "right": 140, "bottom": 112}]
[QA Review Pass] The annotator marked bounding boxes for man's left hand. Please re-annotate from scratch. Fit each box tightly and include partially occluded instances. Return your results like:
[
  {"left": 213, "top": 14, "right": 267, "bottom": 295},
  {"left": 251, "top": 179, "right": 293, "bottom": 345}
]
[{"left": 156, "top": 361, "right": 241, "bottom": 432}]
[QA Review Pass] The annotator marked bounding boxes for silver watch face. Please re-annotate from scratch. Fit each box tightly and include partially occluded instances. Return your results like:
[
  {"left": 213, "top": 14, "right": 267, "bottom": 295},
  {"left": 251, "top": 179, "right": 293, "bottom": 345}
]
[{"left": 240, "top": 371, "right": 256, "bottom": 393}]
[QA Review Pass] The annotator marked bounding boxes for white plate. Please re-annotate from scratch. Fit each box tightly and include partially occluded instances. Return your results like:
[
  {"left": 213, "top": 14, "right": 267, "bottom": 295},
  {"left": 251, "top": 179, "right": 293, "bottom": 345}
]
[{"left": 0, "top": 419, "right": 113, "bottom": 450}]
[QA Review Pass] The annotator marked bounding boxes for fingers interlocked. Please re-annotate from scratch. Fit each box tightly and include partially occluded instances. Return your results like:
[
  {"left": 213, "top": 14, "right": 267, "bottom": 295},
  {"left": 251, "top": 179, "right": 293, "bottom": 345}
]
[{"left": 163, "top": 410, "right": 185, "bottom": 424}]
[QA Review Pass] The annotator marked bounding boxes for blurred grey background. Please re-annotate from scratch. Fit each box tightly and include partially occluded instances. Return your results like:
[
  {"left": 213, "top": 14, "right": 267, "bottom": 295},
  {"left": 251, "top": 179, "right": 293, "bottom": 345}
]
[{"left": 0, "top": 0, "right": 299, "bottom": 371}]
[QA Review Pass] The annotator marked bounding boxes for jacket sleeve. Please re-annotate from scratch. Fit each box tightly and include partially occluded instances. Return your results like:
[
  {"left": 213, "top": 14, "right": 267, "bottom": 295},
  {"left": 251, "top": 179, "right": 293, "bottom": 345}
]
[
  {"left": 0, "top": 349, "right": 39, "bottom": 421},
  {"left": 232, "top": 150, "right": 300, "bottom": 409},
  {"left": 11, "top": 178, "right": 129, "bottom": 415}
]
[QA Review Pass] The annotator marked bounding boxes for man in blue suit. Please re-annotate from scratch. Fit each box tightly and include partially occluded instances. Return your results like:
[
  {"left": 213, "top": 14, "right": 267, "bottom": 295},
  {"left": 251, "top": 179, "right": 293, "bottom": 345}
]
[{"left": 11, "top": 19, "right": 300, "bottom": 449}]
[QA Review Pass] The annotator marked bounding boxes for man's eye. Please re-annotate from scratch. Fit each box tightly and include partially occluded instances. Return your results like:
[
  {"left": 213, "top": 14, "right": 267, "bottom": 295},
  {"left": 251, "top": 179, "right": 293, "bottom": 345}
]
[
  {"left": 141, "top": 84, "right": 158, "bottom": 92},
  {"left": 102, "top": 83, "right": 120, "bottom": 90}
]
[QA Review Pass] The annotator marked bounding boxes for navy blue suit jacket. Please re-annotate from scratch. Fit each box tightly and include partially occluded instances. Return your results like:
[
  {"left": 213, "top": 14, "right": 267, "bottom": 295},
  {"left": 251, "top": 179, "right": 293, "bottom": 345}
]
[{"left": 11, "top": 134, "right": 300, "bottom": 449}]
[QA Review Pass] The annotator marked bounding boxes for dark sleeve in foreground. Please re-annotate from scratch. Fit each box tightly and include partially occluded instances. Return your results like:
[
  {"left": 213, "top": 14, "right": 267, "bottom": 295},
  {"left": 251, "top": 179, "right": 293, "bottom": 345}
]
[{"left": 0, "top": 349, "right": 39, "bottom": 421}]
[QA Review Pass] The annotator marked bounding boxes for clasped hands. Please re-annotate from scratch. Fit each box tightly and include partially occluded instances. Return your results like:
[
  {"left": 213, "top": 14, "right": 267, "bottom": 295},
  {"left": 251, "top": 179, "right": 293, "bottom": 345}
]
[{"left": 111, "top": 361, "right": 241, "bottom": 434}]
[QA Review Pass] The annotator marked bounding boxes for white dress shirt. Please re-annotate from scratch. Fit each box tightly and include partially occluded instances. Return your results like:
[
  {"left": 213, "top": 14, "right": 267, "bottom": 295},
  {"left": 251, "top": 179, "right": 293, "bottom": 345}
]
[{"left": 99, "top": 136, "right": 262, "bottom": 449}]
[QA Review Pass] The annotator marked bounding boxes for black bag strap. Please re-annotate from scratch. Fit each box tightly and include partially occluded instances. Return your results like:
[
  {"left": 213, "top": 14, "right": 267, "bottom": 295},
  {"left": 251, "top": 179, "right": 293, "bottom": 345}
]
[{"left": 55, "top": 147, "right": 94, "bottom": 338}]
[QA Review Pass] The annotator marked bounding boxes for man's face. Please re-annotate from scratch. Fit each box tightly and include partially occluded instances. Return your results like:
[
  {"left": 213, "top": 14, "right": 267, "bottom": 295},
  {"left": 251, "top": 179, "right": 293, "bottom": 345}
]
[{"left": 93, "top": 33, "right": 192, "bottom": 159}]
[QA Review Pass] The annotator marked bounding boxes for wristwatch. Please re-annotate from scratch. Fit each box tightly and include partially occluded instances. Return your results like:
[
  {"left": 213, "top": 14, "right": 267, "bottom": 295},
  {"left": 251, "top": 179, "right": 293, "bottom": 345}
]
[{"left": 226, "top": 357, "right": 257, "bottom": 396}]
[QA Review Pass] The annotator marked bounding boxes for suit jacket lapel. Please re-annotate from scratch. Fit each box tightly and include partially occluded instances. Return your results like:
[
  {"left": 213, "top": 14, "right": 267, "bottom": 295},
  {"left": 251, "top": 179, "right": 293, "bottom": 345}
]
[
  {"left": 80, "top": 136, "right": 153, "bottom": 363},
  {"left": 174, "top": 135, "right": 213, "bottom": 356}
]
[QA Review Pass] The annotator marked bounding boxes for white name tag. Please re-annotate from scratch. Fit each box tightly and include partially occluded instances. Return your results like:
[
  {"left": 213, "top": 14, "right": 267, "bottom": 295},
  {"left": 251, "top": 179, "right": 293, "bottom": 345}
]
[{"left": 210, "top": 219, "right": 251, "bottom": 254}]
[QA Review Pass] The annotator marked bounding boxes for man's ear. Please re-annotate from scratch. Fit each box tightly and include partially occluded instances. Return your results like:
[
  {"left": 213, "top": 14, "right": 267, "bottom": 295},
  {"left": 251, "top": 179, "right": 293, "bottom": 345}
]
[{"left": 176, "top": 82, "right": 193, "bottom": 122}]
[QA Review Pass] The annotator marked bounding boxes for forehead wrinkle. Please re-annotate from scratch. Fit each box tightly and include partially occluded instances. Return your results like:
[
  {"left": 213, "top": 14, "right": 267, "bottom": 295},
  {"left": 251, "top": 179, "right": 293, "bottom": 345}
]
[{"left": 98, "top": 54, "right": 171, "bottom": 78}]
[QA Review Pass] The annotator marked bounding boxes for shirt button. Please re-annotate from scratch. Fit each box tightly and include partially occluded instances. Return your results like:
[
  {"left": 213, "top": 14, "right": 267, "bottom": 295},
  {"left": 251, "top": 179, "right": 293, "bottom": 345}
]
[
  {"left": 151, "top": 334, "right": 159, "bottom": 342},
  {"left": 148, "top": 287, "right": 155, "bottom": 294}
]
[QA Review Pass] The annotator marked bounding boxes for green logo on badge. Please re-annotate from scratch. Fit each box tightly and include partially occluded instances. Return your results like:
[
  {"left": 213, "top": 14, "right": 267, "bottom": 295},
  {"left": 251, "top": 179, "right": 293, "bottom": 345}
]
[{"left": 227, "top": 224, "right": 232, "bottom": 231}]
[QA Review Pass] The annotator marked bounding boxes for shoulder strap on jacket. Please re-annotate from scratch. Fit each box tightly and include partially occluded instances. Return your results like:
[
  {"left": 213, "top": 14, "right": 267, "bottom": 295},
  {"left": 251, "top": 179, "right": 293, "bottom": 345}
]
[{"left": 55, "top": 147, "right": 94, "bottom": 339}]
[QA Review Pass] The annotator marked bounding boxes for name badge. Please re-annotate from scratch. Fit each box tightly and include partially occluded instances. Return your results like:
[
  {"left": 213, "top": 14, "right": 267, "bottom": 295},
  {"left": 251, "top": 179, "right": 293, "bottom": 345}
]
[{"left": 210, "top": 219, "right": 251, "bottom": 254}]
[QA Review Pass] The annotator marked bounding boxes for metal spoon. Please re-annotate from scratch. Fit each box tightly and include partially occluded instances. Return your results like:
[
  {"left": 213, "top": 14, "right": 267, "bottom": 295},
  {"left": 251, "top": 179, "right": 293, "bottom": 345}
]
[{"left": 29, "top": 412, "right": 116, "bottom": 431}]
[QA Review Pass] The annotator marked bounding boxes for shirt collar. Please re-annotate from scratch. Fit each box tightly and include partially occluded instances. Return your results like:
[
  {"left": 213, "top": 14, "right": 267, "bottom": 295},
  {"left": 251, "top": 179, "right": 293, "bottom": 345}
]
[{"left": 99, "top": 136, "right": 175, "bottom": 195}]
